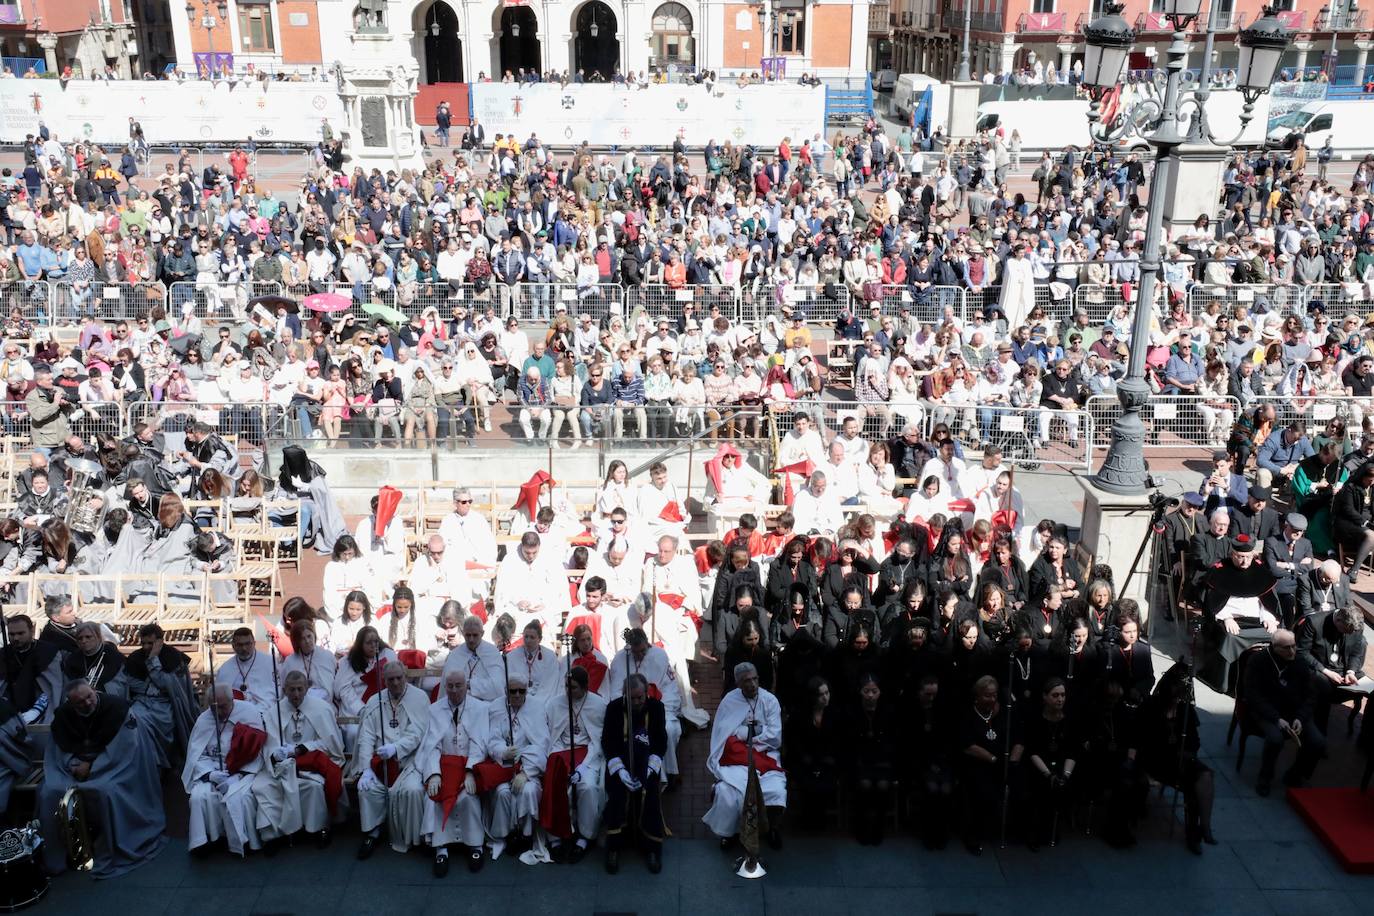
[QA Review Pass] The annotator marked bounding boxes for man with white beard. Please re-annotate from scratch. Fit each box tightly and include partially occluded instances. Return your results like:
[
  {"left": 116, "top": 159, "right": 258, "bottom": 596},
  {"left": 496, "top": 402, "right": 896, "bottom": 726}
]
[
  {"left": 354, "top": 661, "right": 431, "bottom": 858},
  {"left": 183, "top": 684, "right": 300, "bottom": 856},
  {"left": 608, "top": 628, "right": 683, "bottom": 783},
  {"left": 421, "top": 669, "right": 490, "bottom": 877},
  {"left": 480, "top": 672, "right": 547, "bottom": 857},
  {"left": 539, "top": 666, "right": 607, "bottom": 863},
  {"left": 702, "top": 662, "right": 785, "bottom": 850},
  {"left": 494, "top": 532, "right": 567, "bottom": 635},
  {"left": 270, "top": 670, "right": 345, "bottom": 846},
  {"left": 638, "top": 535, "right": 710, "bottom": 728},
  {"left": 442, "top": 616, "right": 505, "bottom": 703}
]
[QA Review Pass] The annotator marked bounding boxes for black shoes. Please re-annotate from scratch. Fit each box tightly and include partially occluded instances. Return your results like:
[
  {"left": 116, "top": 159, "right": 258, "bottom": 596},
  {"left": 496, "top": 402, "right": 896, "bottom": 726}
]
[
  {"left": 468, "top": 848, "right": 484, "bottom": 872},
  {"left": 766, "top": 828, "right": 783, "bottom": 851},
  {"left": 315, "top": 829, "right": 332, "bottom": 849},
  {"left": 646, "top": 850, "right": 662, "bottom": 874},
  {"left": 567, "top": 842, "right": 588, "bottom": 865},
  {"left": 357, "top": 834, "right": 379, "bottom": 860},
  {"left": 433, "top": 851, "right": 450, "bottom": 878},
  {"left": 605, "top": 849, "right": 620, "bottom": 874}
]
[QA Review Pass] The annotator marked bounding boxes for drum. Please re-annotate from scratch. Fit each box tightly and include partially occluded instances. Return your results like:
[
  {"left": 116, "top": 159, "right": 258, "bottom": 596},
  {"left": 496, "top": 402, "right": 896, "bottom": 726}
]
[{"left": 0, "top": 824, "right": 49, "bottom": 911}]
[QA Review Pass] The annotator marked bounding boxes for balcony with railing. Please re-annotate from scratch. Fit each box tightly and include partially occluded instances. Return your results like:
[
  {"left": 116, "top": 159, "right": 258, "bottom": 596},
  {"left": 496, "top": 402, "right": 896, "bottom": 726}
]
[
  {"left": 869, "top": 1, "right": 891, "bottom": 32},
  {"left": 1017, "top": 10, "right": 1066, "bottom": 32},
  {"left": 0, "top": 1, "right": 24, "bottom": 25},
  {"left": 1321, "top": 8, "right": 1366, "bottom": 29}
]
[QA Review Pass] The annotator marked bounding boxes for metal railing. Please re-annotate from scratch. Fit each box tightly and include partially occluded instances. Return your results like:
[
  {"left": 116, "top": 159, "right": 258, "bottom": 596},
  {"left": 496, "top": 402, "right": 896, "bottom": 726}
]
[
  {"left": 168, "top": 280, "right": 284, "bottom": 318},
  {"left": 1084, "top": 393, "right": 1241, "bottom": 455},
  {"left": 0, "top": 399, "right": 126, "bottom": 445},
  {"left": 0, "top": 280, "right": 53, "bottom": 321},
  {"left": 50, "top": 281, "right": 168, "bottom": 321},
  {"left": 1252, "top": 394, "right": 1374, "bottom": 430}
]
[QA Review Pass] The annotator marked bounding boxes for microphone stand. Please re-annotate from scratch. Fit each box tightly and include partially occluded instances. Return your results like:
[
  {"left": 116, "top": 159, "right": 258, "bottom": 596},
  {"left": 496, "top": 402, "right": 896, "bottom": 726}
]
[
  {"left": 499, "top": 635, "right": 514, "bottom": 746},
  {"left": 204, "top": 642, "right": 224, "bottom": 771},
  {"left": 561, "top": 633, "right": 578, "bottom": 841},
  {"left": 269, "top": 642, "right": 285, "bottom": 749}
]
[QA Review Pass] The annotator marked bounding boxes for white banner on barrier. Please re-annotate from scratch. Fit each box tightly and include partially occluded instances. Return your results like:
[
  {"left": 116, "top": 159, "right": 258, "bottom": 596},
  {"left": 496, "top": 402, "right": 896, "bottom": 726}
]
[
  {"left": 469, "top": 83, "right": 825, "bottom": 147},
  {"left": 0, "top": 80, "right": 347, "bottom": 145}
]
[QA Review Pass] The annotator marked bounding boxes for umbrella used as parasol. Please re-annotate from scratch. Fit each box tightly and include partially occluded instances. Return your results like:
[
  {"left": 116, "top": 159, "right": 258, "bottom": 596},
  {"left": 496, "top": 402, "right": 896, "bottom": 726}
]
[
  {"left": 361, "top": 301, "right": 407, "bottom": 326},
  {"left": 248, "top": 294, "right": 299, "bottom": 314},
  {"left": 303, "top": 292, "right": 352, "bottom": 314}
]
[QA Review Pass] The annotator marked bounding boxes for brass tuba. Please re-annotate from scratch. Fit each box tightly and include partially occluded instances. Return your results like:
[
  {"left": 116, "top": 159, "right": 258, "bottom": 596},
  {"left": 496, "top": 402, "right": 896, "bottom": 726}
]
[
  {"left": 56, "top": 786, "right": 94, "bottom": 872},
  {"left": 63, "top": 457, "right": 107, "bottom": 536}
]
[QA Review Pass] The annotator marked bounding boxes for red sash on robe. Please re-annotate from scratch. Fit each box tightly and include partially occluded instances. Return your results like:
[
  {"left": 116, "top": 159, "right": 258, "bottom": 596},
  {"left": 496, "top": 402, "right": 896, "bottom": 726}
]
[
  {"left": 432, "top": 754, "right": 469, "bottom": 826},
  {"left": 720, "top": 735, "right": 783, "bottom": 773},
  {"left": 658, "top": 501, "right": 684, "bottom": 523},
  {"left": 360, "top": 664, "right": 386, "bottom": 703},
  {"left": 538, "top": 746, "right": 588, "bottom": 838},
  {"left": 572, "top": 652, "right": 608, "bottom": 693},
  {"left": 657, "top": 591, "right": 700, "bottom": 632},
  {"left": 471, "top": 760, "right": 516, "bottom": 793},
  {"left": 224, "top": 722, "right": 268, "bottom": 774},
  {"left": 469, "top": 597, "right": 489, "bottom": 623},
  {"left": 948, "top": 497, "right": 975, "bottom": 515},
  {"left": 256, "top": 614, "right": 295, "bottom": 657},
  {"left": 293, "top": 750, "right": 344, "bottom": 817},
  {"left": 723, "top": 528, "right": 766, "bottom": 558},
  {"left": 991, "top": 508, "right": 1018, "bottom": 534},
  {"left": 773, "top": 459, "right": 815, "bottom": 506},
  {"left": 370, "top": 753, "right": 401, "bottom": 787},
  {"left": 375, "top": 486, "right": 402, "bottom": 539}
]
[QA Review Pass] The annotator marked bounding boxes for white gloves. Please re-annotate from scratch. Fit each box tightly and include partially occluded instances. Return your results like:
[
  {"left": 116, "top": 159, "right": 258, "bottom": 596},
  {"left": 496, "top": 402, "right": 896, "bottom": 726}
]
[
  {"left": 270, "top": 748, "right": 288, "bottom": 764},
  {"left": 570, "top": 768, "right": 584, "bottom": 786},
  {"left": 647, "top": 755, "right": 664, "bottom": 779},
  {"left": 358, "top": 769, "right": 380, "bottom": 792},
  {"left": 463, "top": 773, "right": 477, "bottom": 795},
  {"left": 617, "top": 768, "right": 642, "bottom": 791},
  {"left": 291, "top": 475, "right": 309, "bottom": 490},
  {"left": 425, "top": 774, "right": 442, "bottom": 797},
  {"left": 511, "top": 772, "right": 529, "bottom": 793},
  {"left": 376, "top": 743, "right": 397, "bottom": 760},
  {"left": 209, "top": 769, "right": 231, "bottom": 787},
  {"left": 20, "top": 708, "right": 40, "bottom": 725}
]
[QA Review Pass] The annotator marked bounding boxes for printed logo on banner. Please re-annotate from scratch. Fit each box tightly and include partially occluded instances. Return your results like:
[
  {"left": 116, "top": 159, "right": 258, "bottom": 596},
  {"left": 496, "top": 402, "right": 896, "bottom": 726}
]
[
  {"left": 676, "top": 97, "right": 688, "bottom": 111},
  {"left": 512, "top": 95, "right": 524, "bottom": 115},
  {"left": 561, "top": 95, "right": 575, "bottom": 109},
  {"left": 312, "top": 95, "right": 328, "bottom": 110}
]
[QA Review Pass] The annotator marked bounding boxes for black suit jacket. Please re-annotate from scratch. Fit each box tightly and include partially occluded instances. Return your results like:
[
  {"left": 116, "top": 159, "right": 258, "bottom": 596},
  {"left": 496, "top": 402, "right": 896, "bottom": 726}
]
[
  {"left": 1297, "top": 611, "right": 1367, "bottom": 679},
  {"left": 1229, "top": 505, "right": 1281, "bottom": 544},
  {"left": 1262, "top": 534, "right": 1314, "bottom": 596},
  {"left": 1295, "top": 569, "right": 1351, "bottom": 621}
]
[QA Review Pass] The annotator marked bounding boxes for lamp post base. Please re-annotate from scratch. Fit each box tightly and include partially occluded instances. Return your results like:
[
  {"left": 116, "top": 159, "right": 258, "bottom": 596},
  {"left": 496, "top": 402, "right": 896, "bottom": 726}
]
[
  {"left": 1073, "top": 470, "right": 1158, "bottom": 630},
  {"left": 1090, "top": 377, "right": 1154, "bottom": 495}
]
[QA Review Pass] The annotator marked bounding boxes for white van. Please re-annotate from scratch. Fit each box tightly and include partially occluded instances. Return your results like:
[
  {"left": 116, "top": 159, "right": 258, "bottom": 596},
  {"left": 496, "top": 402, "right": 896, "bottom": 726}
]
[
  {"left": 873, "top": 69, "right": 897, "bottom": 91},
  {"left": 1266, "top": 100, "right": 1374, "bottom": 155}
]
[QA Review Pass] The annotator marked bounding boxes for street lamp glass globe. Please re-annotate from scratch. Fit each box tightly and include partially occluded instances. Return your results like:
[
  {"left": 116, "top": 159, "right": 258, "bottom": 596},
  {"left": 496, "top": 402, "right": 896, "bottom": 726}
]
[
  {"left": 1081, "top": 12, "right": 1135, "bottom": 89},
  {"left": 590, "top": 20, "right": 599, "bottom": 37},
  {"left": 1164, "top": 0, "right": 1204, "bottom": 20},
  {"left": 1237, "top": 10, "right": 1290, "bottom": 93}
]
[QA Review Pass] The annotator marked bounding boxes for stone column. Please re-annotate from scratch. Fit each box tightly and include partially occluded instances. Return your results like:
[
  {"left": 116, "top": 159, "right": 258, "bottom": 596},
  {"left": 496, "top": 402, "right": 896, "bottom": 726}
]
[
  {"left": 1291, "top": 38, "right": 1312, "bottom": 72},
  {"left": 1057, "top": 40, "right": 1074, "bottom": 74},
  {"left": 37, "top": 33, "right": 57, "bottom": 73},
  {"left": 1354, "top": 37, "right": 1374, "bottom": 86}
]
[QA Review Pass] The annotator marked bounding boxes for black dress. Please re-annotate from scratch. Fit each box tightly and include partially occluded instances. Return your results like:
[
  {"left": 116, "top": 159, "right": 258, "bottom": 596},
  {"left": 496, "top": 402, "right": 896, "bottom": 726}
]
[{"left": 783, "top": 706, "right": 842, "bottom": 827}]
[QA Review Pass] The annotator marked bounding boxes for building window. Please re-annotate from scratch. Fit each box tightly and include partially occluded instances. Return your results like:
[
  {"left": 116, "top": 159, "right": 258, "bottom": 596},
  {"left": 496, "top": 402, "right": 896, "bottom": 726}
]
[
  {"left": 779, "top": 8, "right": 804, "bottom": 53},
  {"left": 238, "top": 2, "right": 276, "bottom": 52},
  {"left": 651, "top": 2, "right": 695, "bottom": 68},
  {"left": 1031, "top": 0, "right": 1053, "bottom": 13}
]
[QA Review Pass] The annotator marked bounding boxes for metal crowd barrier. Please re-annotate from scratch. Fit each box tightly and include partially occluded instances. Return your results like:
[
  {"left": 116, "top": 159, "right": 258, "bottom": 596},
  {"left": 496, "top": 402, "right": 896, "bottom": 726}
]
[
  {"left": 793, "top": 398, "right": 1092, "bottom": 471},
  {"left": 50, "top": 281, "right": 168, "bottom": 321},
  {"left": 630, "top": 284, "right": 741, "bottom": 323},
  {"left": 1251, "top": 394, "right": 1374, "bottom": 431},
  {"left": 1185, "top": 283, "right": 1301, "bottom": 314},
  {"left": 1084, "top": 393, "right": 1241, "bottom": 454},
  {"left": 127, "top": 399, "right": 286, "bottom": 447},
  {"left": 0, "top": 280, "right": 53, "bottom": 321},
  {"left": 0, "top": 399, "right": 126, "bottom": 445},
  {"left": 1072, "top": 283, "right": 1132, "bottom": 326},
  {"left": 876, "top": 284, "right": 969, "bottom": 325},
  {"left": 168, "top": 280, "right": 283, "bottom": 318},
  {"left": 774, "top": 283, "right": 854, "bottom": 324}
]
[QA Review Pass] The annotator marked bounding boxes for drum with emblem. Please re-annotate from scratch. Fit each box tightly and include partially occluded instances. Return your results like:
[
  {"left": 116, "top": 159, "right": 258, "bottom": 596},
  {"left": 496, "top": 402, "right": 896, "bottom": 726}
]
[{"left": 0, "top": 823, "right": 49, "bottom": 911}]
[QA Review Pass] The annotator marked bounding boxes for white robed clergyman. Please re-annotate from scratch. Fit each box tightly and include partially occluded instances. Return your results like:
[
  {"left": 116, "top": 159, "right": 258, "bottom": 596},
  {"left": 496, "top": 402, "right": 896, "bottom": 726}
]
[
  {"left": 999, "top": 246, "right": 1036, "bottom": 331},
  {"left": 410, "top": 534, "right": 476, "bottom": 618},
  {"left": 638, "top": 535, "right": 710, "bottom": 728},
  {"left": 270, "top": 671, "right": 346, "bottom": 836},
  {"left": 182, "top": 685, "right": 301, "bottom": 855},
  {"left": 279, "top": 625, "right": 338, "bottom": 705},
  {"left": 420, "top": 670, "right": 490, "bottom": 873},
  {"left": 224, "top": 629, "right": 279, "bottom": 710},
  {"left": 494, "top": 532, "right": 567, "bottom": 637},
  {"left": 353, "top": 661, "right": 432, "bottom": 856},
  {"left": 511, "top": 624, "right": 560, "bottom": 711},
  {"left": 441, "top": 617, "right": 506, "bottom": 703},
  {"left": 702, "top": 663, "right": 786, "bottom": 840},
  {"left": 609, "top": 631, "right": 684, "bottom": 776},
  {"left": 483, "top": 673, "right": 548, "bottom": 854},
  {"left": 541, "top": 668, "right": 607, "bottom": 853}
]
